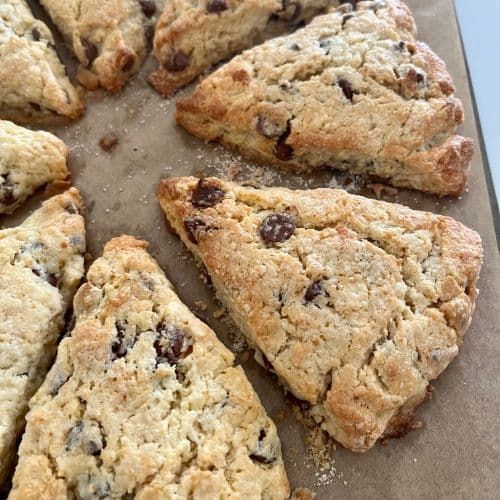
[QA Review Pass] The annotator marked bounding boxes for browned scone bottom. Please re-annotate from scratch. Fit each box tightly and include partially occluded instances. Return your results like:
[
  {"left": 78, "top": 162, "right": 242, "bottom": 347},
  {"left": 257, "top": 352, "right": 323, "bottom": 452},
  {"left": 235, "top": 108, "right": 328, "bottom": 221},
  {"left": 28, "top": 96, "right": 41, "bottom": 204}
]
[
  {"left": 9, "top": 235, "right": 289, "bottom": 499},
  {"left": 158, "top": 176, "right": 483, "bottom": 452},
  {"left": 176, "top": 0, "right": 473, "bottom": 196}
]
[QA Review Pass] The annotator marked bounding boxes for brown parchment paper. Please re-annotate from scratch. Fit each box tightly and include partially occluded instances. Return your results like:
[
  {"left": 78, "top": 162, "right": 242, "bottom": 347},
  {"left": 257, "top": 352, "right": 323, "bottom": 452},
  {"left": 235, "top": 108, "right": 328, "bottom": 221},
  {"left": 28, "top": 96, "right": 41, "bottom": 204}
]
[{"left": 7, "top": 1, "right": 499, "bottom": 497}]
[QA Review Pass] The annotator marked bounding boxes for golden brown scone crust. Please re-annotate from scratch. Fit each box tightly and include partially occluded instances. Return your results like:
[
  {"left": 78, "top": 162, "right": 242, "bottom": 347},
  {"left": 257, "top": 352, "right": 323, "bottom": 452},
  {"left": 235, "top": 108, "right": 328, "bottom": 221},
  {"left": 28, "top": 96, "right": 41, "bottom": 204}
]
[
  {"left": 0, "top": 120, "right": 70, "bottom": 214},
  {"left": 158, "top": 176, "right": 483, "bottom": 452},
  {"left": 39, "top": 0, "right": 164, "bottom": 92},
  {"left": 0, "top": 0, "right": 84, "bottom": 123},
  {"left": 0, "top": 188, "right": 86, "bottom": 485},
  {"left": 149, "top": 0, "right": 332, "bottom": 97},
  {"left": 176, "top": 0, "right": 473, "bottom": 196},
  {"left": 9, "top": 235, "right": 289, "bottom": 499}
]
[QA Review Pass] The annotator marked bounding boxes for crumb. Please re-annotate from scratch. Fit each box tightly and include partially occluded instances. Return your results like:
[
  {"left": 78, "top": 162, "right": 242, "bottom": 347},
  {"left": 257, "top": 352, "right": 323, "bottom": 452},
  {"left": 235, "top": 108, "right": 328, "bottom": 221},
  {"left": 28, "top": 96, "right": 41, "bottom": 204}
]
[
  {"left": 99, "top": 132, "right": 119, "bottom": 152},
  {"left": 227, "top": 162, "right": 242, "bottom": 180},
  {"left": 213, "top": 308, "right": 226, "bottom": 319},
  {"left": 194, "top": 300, "right": 208, "bottom": 311},
  {"left": 368, "top": 183, "right": 398, "bottom": 199},
  {"left": 290, "top": 487, "right": 316, "bottom": 500}
]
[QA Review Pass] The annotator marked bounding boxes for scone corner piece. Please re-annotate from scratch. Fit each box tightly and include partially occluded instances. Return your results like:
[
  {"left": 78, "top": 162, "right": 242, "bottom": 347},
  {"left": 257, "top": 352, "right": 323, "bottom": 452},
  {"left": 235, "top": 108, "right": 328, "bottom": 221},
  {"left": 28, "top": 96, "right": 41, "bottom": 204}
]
[
  {"left": 0, "top": 188, "right": 86, "bottom": 485},
  {"left": 0, "top": 120, "right": 71, "bottom": 214},
  {"left": 157, "top": 176, "right": 483, "bottom": 452},
  {"left": 9, "top": 234, "right": 290, "bottom": 499},
  {"left": 175, "top": 0, "right": 474, "bottom": 196}
]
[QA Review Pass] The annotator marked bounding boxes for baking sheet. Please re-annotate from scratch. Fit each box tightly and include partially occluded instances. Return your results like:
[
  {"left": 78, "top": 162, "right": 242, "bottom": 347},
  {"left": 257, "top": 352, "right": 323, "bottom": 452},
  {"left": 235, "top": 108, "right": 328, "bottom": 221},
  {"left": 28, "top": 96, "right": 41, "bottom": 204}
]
[{"left": 6, "top": 1, "right": 500, "bottom": 497}]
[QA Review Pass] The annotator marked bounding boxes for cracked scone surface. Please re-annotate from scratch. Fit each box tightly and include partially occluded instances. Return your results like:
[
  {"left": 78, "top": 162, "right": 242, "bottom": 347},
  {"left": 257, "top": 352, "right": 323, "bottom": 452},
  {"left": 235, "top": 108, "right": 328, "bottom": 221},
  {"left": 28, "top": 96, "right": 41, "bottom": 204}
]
[
  {"left": 149, "top": 0, "right": 332, "bottom": 96},
  {"left": 176, "top": 0, "right": 473, "bottom": 196},
  {"left": 0, "top": 189, "right": 85, "bottom": 484},
  {"left": 0, "top": 0, "right": 83, "bottom": 123},
  {"left": 0, "top": 120, "right": 70, "bottom": 214},
  {"left": 9, "top": 236, "right": 289, "bottom": 500},
  {"left": 40, "top": 0, "right": 164, "bottom": 92},
  {"left": 158, "top": 177, "right": 483, "bottom": 452}
]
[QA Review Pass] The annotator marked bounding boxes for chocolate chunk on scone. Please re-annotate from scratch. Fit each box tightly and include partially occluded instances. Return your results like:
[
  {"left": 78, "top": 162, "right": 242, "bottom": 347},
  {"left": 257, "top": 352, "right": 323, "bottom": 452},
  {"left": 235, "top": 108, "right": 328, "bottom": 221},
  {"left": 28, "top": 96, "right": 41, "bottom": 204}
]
[
  {"left": 0, "top": 120, "right": 70, "bottom": 214},
  {"left": 9, "top": 236, "right": 289, "bottom": 499},
  {"left": 158, "top": 177, "right": 483, "bottom": 452},
  {"left": 176, "top": 0, "right": 474, "bottom": 196},
  {"left": 149, "top": 0, "right": 332, "bottom": 96},
  {"left": 0, "top": 0, "right": 84, "bottom": 123},
  {"left": 39, "top": 0, "right": 164, "bottom": 92},
  {"left": 0, "top": 189, "right": 85, "bottom": 485}
]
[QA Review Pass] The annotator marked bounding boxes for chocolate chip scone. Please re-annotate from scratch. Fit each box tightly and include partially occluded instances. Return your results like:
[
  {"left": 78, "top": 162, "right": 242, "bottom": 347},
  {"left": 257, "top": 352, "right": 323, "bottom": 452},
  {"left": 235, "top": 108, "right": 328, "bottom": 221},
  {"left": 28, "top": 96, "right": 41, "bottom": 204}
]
[
  {"left": 9, "top": 235, "right": 289, "bottom": 499},
  {"left": 0, "top": 189, "right": 85, "bottom": 485},
  {"left": 149, "top": 0, "right": 334, "bottom": 97},
  {"left": 176, "top": 0, "right": 474, "bottom": 196},
  {"left": 0, "top": 0, "right": 84, "bottom": 123},
  {"left": 39, "top": 0, "right": 164, "bottom": 92},
  {"left": 0, "top": 120, "right": 70, "bottom": 215},
  {"left": 158, "top": 177, "right": 483, "bottom": 452}
]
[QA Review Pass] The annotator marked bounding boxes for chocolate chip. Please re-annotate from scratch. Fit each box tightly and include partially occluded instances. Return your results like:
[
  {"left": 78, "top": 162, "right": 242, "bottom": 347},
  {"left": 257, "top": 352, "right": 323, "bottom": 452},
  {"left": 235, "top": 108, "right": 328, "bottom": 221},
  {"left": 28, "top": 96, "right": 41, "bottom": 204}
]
[
  {"left": 274, "top": 124, "right": 294, "bottom": 161},
  {"left": 191, "top": 178, "right": 225, "bottom": 208},
  {"left": 84, "top": 439, "right": 102, "bottom": 456},
  {"left": 396, "top": 41, "right": 406, "bottom": 51},
  {"left": 260, "top": 213, "right": 295, "bottom": 244},
  {"left": 111, "top": 321, "right": 129, "bottom": 360},
  {"left": 163, "top": 50, "right": 190, "bottom": 72},
  {"left": 338, "top": 78, "right": 357, "bottom": 101},
  {"left": 304, "top": 280, "right": 322, "bottom": 302},
  {"left": 32, "top": 27, "right": 41, "bottom": 41},
  {"left": 206, "top": 0, "right": 227, "bottom": 14},
  {"left": 66, "top": 422, "right": 84, "bottom": 450},
  {"left": 65, "top": 202, "right": 80, "bottom": 214},
  {"left": 82, "top": 39, "right": 98, "bottom": 67},
  {"left": 50, "top": 371, "right": 69, "bottom": 396},
  {"left": 138, "top": 0, "right": 156, "bottom": 17},
  {"left": 277, "top": 0, "right": 302, "bottom": 23},
  {"left": 0, "top": 175, "right": 16, "bottom": 206},
  {"left": 342, "top": 13, "right": 353, "bottom": 27},
  {"left": 249, "top": 429, "right": 277, "bottom": 464},
  {"left": 155, "top": 324, "right": 193, "bottom": 365},
  {"left": 47, "top": 274, "right": 59, "bottom": 287},
  {"left": 184, "top": 217, "right": 207, "bottom": 244},
  {"left": 319, "top": 39, "right": 331, "bottom": 53},
  {"left": 99, "top": 133, "right": 119, "bottom": 152}
]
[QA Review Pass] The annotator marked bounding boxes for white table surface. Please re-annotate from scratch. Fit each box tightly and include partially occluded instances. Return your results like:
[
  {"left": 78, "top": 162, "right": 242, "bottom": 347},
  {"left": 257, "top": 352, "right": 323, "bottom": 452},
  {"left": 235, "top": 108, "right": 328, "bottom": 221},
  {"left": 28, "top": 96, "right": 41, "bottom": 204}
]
[{"left": 455, "top": 0, "right": 500, "bottom": 214}]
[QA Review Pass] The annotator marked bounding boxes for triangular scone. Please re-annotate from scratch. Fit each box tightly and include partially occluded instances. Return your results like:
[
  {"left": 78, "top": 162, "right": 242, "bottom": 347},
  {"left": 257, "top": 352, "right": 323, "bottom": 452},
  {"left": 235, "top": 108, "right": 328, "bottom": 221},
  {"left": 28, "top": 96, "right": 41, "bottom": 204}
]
[
  {"left": 0, "top": 120, "right": 70, "bottom": 215},
  {"left": 0, "top": 189, "right": 85, "bottom": 484},
  {"left": 176, "top": 0, "right": 473, "bottom": 196},
  {"left": 158, "top": 177, "right": 483, "bottom": 452},
  {"left": 149, "top": 0, "right": 338, "bottom": 96},
  {"left": 0, "top": 0, "right": 84, "bottom": 123},
  {"left": 9, "top": 236, "right": 289, "bottom": 499},
  {"left": 39, "top": 0, "right": 162, "bottom": 92}
]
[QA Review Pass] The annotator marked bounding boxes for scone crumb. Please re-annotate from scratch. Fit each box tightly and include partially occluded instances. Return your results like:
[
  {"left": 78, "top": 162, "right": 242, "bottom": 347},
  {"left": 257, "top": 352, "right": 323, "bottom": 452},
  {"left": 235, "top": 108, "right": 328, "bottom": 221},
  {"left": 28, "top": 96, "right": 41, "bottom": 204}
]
[
  {"left": 227, "top": 162, "right": 242, "bottom": 180},
  {"left": 368, "top": 183, "right": 399, "bottom": 199},
  {"left": 99, "top": 133, "right": 119, "bottom": 152},
  {"left": 290, "top": 487, "right": 316, "bottom": 500},
  {"left": 194, "top": 300, "right": 208, "bottom": 311},
  {"left": 213, "top": 307, "right": 227, "bottom": 319}
]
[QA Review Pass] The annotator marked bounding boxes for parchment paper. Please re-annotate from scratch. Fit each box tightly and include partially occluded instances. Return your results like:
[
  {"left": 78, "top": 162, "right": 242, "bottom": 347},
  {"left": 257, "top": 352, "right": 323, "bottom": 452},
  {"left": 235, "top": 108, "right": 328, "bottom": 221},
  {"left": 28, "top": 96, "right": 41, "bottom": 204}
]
[{"left": 8, "top": 1, "right": 499, "bottom": 497}]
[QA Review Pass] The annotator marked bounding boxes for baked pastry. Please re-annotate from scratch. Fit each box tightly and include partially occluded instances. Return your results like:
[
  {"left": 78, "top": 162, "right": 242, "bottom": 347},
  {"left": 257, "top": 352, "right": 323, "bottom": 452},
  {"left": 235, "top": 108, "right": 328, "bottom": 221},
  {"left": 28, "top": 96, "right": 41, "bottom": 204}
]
[
  {"left": 176, "top": 0, "right": 474, "bottom": 196},
  {"left": 40, "top": 0, "right": 164, "bottom": 92},
  {"left": 149, "top": 0, "right": 332, "bottom": 96},
  {"left": 0, "top": 120, "right": 70, "bottom": 215},
  {"left": 9, "top": 235, "right": 289, "bottom": 499},
  {"left": 0, "top": 189, "right": 85, "bottom": 485},
  {"left": 0, "top": 0, "right": 84, "bottom": 123},
  {"left": 158, "top": 176, "right": 483, "bottom": 452}
]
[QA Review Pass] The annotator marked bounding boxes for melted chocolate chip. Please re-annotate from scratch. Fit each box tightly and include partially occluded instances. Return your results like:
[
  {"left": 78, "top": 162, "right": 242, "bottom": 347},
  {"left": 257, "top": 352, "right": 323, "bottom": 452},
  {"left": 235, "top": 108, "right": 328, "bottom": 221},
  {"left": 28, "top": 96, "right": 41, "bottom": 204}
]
[
  {"left": 338, "top": 78, "right": 357, "bottom": 101},
  {"left": 249, "top": 429, "right": 276, "bottom": 464},
  {"left": 191, "top": 179, "right": 225, "bottom": 208},
  {"left": 278, "top": 0, "right": 302, "bottom": 23},
  {"left": 396, "top": 40, "right": 406, "bottom": 51},
  {"left": 206, "top": 0, "right": 227, "bottom": 13},
  {"left": 342, "top": 13, "right": 353, "bottom": 27},
  {"left": 138, "top": 0, "right": 156, "bottom": 17},
  {"left": 50, "top": 371, "right": 69, "bottom": 396},
  {"left": 84, "top": 439, "right": 102, "bottom": 456},
  {"left": 274, "top": 124, "right": 294, "bottom": 161},
  {"left": 260, "top": 213, "right": 296, "bottom": 244},
  {"left": 32, "top": 27, "right": 41, "bottom": 41},
  {"left": 184, "top": 217, "right": 207, "bottom": 244},
  {"left": 82, "top": 39, "right": 98, "bottom": 67},
  {"left": 290, "top": 43, "right": 301, "bottom": 51},
  {"left": 163, "top": 50, "right": 191, "bottom": 72},
  {"left": 111, "top": 321, "right": 128, "bottom": 360},
  {"left": 155, "top": 324, "right": 193, "bottom": 365},
  {"left": 65, "top": 202, "right": 80, "bottom": 214},
  {"left": 304, "top": 280, "right": 322, "bottom": 302},
  {"left": 47, "top": 274, "right": 59, "bottom": 287},
  {"left": 66, "top": 422, "right": 83, "bottom": 450},
  {"left": 0, "top": 175, "right": 16, "bottom": 206}
]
